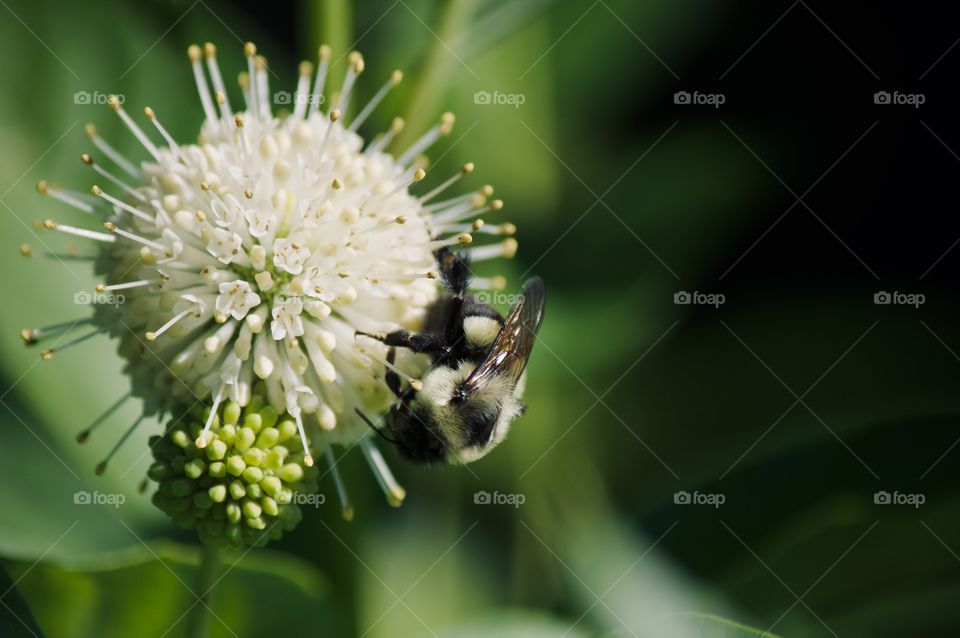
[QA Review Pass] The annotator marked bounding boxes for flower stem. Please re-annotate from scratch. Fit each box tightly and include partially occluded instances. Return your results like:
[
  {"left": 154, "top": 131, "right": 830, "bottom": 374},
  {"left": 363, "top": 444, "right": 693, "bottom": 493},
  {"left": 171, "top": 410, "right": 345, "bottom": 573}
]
[
  {"left": 306, "top": 0, "right": 352, "bottom": 86},
  {"left": 186, "top": 543, "right": 220, "bottom": 638},
  {"left": 397, "top": 0, "right": 481, "bottom": 150}
]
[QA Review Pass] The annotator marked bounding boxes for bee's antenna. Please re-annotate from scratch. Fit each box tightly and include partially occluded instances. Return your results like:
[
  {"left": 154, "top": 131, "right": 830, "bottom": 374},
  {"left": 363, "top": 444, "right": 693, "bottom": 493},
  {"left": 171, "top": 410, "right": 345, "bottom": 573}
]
[{"left": 355, "top": 408, "right": 398, "bottom": 444}]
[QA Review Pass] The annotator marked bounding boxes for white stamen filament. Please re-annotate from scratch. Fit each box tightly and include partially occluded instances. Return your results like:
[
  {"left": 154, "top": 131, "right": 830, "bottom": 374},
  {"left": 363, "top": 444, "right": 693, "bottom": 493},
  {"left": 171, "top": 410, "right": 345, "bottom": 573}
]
[
  {"left": 204, "top": 43, "right": 233, "bottom": 116},
  {"left": 325, "top": 446, "right": 354, "bottom": 521},
  {"left": 397, "top": 112, "right": 454, "bottom": 166},
  {"left": 43, "top": 220, "right": 115, "bottom": 243},
  {"left": 86, "top": 123, "right": 139, "bottom": 178},
  {"left": 419, "top": 163, "right": 474, "bottom": 203},
  {"left": 37, "top": 181, "right": 96, "bottom": 214},
  {"left": 359, "top": 437, "right": 405, "bottom": 506},
  {"left": 348, "top": 69, "right": 401, "bottom": 132},
  {"left": 188, "top": 44, "right": 217, "bottom": 123},
  {"left": 308, "top": 44, "right": 331, "bottom": 117},
  {"left": 108, "top": 96, "right": 161, "bottom": 160},
  {"left": 92, "top": 186, "right": 153, "bottom": 223}
]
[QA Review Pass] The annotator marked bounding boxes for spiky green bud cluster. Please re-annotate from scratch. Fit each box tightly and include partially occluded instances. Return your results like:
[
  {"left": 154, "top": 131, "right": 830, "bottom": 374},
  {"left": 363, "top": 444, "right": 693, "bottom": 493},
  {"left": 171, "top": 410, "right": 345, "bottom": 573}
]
[{"left": 149, "top": 396, "right": 317, "bottom": 549}]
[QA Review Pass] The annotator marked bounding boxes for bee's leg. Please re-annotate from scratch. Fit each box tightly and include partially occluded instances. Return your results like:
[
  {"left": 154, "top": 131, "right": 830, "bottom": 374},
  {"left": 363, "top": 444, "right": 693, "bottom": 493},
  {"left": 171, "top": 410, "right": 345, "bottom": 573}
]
[
  {"left": 434, "top": 247, "right": 470, "bottom": 350},
  {"left": 356, "top": 329, "right": 449, "bottom": 355},
  {"left": 434, "top": 246, "right": 470, "bottom": 297},
  {"left": 385, "top": 347, "right": 403, "bottom": 398}
]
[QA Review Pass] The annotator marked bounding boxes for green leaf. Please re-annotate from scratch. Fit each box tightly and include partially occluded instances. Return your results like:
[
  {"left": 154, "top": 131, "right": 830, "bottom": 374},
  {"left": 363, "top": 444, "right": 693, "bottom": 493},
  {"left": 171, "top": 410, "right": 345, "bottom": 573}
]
[
  {"left": 0, "top": 563, "right": 45, "bottom": 638},
  {"left": 678, "top": 612, "right": 782, "bottom": 638},
  {"left": 437, "top": 610, "right": 592, "bottom": 638},
  {"left": 6, "top": 540, "right": 327, "bottom": 638}
]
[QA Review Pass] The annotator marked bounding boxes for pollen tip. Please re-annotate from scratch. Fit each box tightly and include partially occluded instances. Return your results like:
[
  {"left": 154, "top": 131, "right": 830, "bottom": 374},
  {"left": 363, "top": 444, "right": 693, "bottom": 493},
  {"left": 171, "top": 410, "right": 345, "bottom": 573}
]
[
  {"left": 80, "top": 153, "right": 93, "bottom": 165},
  {"left": 95, "top": 461, "right": 107, "bottom": 476},
  {"left": 395, "top": 215, "right": 407, "bottom": 224},
  {"left": 203, "top": 42, "right": 216, "bottom": 58},
  {"left": 195, "top": 435, "right": 208, "bottom": 449},
  {"left": 426, "top": 271, "right": 438, "bottom": 279},
  {"left": 319, "top": 44, "right": 331, "bottom": 60},
  {"left": 143, "top": 106, "right": 156, "bottom": 120},
  {"left": 237, "top": 72, "right": 250, "bottom": 90},
  {"left": 19, "top": 244, "right": 33, "bottom": 257},
  {"left": 502, "top": 238, "right": 518, "bottom": 258},
  {"left": 75, "top": 430, "right": 89, "bottom": 444},
  {"left": 462, "top": 162, "right": 475, "bottom": 175},
  {"left": 214, "top": 91, "right": 225, "bottom": 105},
  {"left": 490, "top": 275, "right": 507, "bottom": 290},
  {"left": 500, "top": 222, "right": 517, "bottom": 235},
  {"left": 243, "top": 188, "right": 253, "bottom": 199},
  {"left": 439, "top": 112, "right": 455, "bottom": 135},
  {"left": 387, "top": 486, "right": 406, "bottom": 507},
  {"left": 390, "top": 117, "right": 405, "bottom": 133},
  {"left": 234, "top": 114, "right": 245, "bottom": 129},
  {"left": 480, "top": 184, "right": 494, "bottom": 197},
  {"left": 91, "top": 184, "right": 103, "bottom": 196},
  {"left": 410, "top": 379, "right": 424, "bottom": 391},
  {"left": 138, "top": 478, "right": 148, "bottom": 494},
  {"left": 341, "top": 505, "right": 355, "bottom": 522},
  {"left": 145, "top": 331, "right": 157, "bottom": 341},
  {"left": 19, "top": 328, "right": 36, "bottom": 343},
  {"left": 304, "top": 453, "right": 315, "bottom": 467},
  {"left": 243, "top": 41, "right": 257, "bottom": 58},
  {"left": 413, "top": 168, "right": 426, "bottom": 182},
  {"left": 36, "top": 180, "right": 48, "bottom": 193},
  {"left": 472, "top": 219, "right": 485, "bottom": 231},
  {"left": 102, "top": 221, "right": 116, "bottom": 231},
  {"left": 254, "top": 54, "right": 267, "bottom": 71},
  {"left": 95, "top": 283, "right": 106, "bottom": 293},
  {"left": 40, "top": 348, "right": 54, "bottom": 360},
  {"left": 348, "top": 51, "right": 364, "bottom": 72},
  {"left": 330, "top": 109, "right": 341, "bottom": 122},
  {"left": 489, "top": 199, "right": 504, "bottom": 211},
  {"left": 390, "top": 69, "right": 403, "bottom": 85},
  {"left": 457, "top": 233, "right": 473, "bottom": 245},
  {"left": 107, "top": 95, "right": 121, "bottom": 111},
  {"left": 85, "top": 123, "right": 96, "bottom": 139},
  {"left": 187, "top": 44, "right": 202, "bottom": 62},
  {"left": 298, "top": 60, "right": 314, "bottom": 76},
  {"left": 331, "top": 178, "right": 343, "bottom": 190},
  {"left": 42, "top": 219, "right": 57, "bottom": 230}
]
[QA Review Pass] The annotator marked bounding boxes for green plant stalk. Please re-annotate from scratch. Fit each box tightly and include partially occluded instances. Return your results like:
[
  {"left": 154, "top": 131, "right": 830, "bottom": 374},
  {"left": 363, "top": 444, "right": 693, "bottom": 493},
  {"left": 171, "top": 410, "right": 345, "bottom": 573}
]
[
  {"left": 186, "top": 543, "right": 220, "bottom": 638},
  {"left": 397, "top": 0, "right": 481, "bottom": 150},
  {"left": 305, "top": 0, "right": 352, "bottom": 87}
]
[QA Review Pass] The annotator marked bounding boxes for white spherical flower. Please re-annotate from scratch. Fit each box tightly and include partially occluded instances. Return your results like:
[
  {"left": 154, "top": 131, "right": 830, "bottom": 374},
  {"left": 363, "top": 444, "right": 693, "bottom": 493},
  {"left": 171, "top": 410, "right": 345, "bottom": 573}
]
[{"left": 26, "top": 41, "right": 518, "bottom": 513}]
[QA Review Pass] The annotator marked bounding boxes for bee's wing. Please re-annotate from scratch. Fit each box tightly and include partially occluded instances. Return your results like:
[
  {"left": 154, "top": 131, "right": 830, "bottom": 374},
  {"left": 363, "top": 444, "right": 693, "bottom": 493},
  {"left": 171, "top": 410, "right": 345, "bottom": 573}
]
[{"left": 457, "top": 277, "right": 546, "bottom": 399}]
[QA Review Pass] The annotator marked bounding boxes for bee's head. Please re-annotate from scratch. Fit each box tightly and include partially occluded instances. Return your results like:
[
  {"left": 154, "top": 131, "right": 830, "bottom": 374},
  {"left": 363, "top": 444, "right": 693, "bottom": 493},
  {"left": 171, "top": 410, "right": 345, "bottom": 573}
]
[{"left": 389, "top": 404, "right": 448, "bottom": 465}]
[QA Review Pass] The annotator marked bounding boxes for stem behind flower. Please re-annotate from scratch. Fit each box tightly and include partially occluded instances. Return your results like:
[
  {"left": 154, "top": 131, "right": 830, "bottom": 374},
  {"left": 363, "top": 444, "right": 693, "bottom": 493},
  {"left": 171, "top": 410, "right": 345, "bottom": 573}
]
[{"left": 186, "top": 543, "right": 220, "bottom": 638}]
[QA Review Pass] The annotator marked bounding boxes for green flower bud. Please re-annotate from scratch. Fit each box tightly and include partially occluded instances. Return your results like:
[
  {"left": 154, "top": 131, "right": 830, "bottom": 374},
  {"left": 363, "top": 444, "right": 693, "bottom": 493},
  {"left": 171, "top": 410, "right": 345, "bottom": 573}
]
[{"left": 149, "top": 397, "right": 317, "bottom": 550}]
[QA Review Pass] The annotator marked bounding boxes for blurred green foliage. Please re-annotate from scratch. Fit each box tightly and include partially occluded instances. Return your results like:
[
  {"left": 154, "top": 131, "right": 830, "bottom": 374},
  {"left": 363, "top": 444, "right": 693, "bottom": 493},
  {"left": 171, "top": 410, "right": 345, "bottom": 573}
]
[{"left": 1, "top": 1, "right": 958, "bottom": 637}]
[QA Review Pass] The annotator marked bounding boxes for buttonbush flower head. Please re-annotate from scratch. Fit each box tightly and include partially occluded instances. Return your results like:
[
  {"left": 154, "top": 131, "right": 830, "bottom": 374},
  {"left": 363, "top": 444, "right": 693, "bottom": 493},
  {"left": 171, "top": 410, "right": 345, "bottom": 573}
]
[
  {"left": 150, "top": 396, "right": 316, "bottom": 549},
  {"left": 23, "top": 41, "right": 517, "bottom": 530}
]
